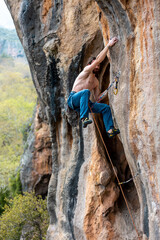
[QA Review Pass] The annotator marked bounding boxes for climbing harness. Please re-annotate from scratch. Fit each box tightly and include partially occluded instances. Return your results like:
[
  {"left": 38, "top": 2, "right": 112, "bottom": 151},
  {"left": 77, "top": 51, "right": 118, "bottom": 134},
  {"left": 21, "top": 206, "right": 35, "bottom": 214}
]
[
  {"left": 97, "top": 71, "right": 121, "bottom": 102},
  {"left": 88, "top": 104, "right": 141, "bottom": 240},
  {"left": 118, "top": 172, "right": 140, "bottom": 185}
]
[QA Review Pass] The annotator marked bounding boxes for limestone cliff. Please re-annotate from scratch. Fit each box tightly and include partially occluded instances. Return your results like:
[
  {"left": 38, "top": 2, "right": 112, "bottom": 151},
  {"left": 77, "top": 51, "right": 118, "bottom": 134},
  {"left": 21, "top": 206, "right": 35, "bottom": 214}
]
[
  {"left": 5, "top": 0, "right": 160, "bottom": 239},
  {"left": 20, "top": 105, "right": 52, "bottom": 198}
]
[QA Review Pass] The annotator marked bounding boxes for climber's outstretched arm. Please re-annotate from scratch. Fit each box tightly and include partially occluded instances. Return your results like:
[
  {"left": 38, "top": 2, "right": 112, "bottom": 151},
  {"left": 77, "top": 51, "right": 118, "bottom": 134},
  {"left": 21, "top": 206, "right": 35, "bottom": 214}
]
[
  {"left": 84, "top": 37, "right": 118, "bottom": 73},
  {"left": 96, "top": 37, "right": 118, "bottom": 63}
]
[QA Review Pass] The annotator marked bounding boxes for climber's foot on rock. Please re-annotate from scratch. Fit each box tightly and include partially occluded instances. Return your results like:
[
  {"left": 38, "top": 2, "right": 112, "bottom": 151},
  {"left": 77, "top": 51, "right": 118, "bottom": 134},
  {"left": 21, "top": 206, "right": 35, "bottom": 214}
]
[
  {"left": 107, "top": 128, "right": 120, "bottom": 138},
  {"left": 82, "top": 118, "right": 92, "bottom": 128}
]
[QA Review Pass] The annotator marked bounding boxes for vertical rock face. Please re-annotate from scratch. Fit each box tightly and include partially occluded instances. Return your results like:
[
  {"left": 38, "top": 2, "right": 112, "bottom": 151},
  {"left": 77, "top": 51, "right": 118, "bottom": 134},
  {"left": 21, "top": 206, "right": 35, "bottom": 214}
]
[
  {"left": 5, "top": 0, "right": 160, "bottom": 239},
  {"left": 20, "top": 105, "right": 52, "bottom": 198}
]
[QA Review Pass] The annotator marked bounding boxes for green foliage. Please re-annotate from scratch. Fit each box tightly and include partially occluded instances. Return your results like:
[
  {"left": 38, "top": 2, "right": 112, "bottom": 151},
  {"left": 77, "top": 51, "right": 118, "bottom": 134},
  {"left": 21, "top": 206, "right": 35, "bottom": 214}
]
[
  {"left": 0, "top": 187, "right": 10, "bottom": 215},
  {"left": 0, "top": 192, "right": 49, "bottom": 240},
  {"left": 0, "top": 169, "right": 22, "bottom": 215},
  {"left": 0, "top": 53, "right": 12, "bottom": 59},
  {"left": 8, "top": 169, "right": 22, "bottom": 198},
  {"left": 0, "top": 56, "right": 37, "bottom": 186}
]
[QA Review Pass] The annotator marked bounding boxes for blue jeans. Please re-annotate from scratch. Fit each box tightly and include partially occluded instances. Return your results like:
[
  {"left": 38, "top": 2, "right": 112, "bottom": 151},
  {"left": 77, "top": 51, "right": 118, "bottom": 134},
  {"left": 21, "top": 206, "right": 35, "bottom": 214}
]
[{"left": 67, "top": 89, "right": 114, "bottom": 132}]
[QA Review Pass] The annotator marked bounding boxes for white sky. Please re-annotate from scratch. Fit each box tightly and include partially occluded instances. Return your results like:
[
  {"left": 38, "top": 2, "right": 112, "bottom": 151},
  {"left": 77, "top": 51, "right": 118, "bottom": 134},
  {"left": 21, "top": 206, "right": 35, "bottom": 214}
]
[{"left": 0, "top": 0, "right": 15, "bottom": 29}]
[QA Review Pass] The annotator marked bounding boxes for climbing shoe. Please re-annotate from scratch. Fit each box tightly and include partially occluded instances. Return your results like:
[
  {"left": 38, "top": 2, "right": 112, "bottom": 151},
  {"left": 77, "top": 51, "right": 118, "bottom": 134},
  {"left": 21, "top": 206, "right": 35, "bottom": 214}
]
[
  {"left": 107, "top": 128, "right": 120, "bottom": 138},
  {"left": 82, "top": 118, "right": 93, "bottom": 128}
]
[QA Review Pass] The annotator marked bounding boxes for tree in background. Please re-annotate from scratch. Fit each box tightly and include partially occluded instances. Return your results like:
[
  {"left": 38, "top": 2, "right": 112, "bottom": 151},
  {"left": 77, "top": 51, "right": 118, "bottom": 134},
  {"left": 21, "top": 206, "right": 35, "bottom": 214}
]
[
  {"left": 0, "top": 187, "right": 10, "bottom": 215},
  {"left": 0, "top": 168, "right": 22, "bottom": 214},
  {"left": 0, "top": 192, "right": 49, "bottom": 240}
]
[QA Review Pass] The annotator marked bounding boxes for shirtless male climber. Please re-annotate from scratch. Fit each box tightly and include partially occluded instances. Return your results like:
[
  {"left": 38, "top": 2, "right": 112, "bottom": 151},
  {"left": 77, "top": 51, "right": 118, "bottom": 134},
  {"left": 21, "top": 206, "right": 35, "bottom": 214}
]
[{"left": 67, "top": 37, "right": 120, "bottom": 138}]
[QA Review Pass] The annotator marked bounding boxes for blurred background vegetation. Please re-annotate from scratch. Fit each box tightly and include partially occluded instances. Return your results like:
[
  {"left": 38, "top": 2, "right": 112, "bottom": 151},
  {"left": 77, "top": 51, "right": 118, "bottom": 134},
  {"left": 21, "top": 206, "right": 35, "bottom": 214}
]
[
  {"left": 0, "top": 27, "right": 37, "bottom": 195},
  {"left": 0, "top": 55, "right": 37, "bottom": 187},
  {"left": 0, "top": 18, "right": 48, "bottom": 240}
]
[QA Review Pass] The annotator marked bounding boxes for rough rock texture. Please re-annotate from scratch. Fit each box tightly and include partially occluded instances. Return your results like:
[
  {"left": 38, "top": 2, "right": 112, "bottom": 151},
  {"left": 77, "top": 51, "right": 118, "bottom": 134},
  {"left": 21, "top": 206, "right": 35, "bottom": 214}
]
[
  {"left": 20, "top": 105, "right": 52, "bottom": 198},
  {"left": 5, "top": 0, "right": 160, "bottom": 239}
]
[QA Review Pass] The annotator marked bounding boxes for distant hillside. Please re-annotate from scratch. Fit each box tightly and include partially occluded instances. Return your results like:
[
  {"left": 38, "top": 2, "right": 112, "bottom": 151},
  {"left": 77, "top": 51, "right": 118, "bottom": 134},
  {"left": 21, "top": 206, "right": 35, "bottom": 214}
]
[{"left": 0, "top": 27, "right": 25, "bottom": 58}]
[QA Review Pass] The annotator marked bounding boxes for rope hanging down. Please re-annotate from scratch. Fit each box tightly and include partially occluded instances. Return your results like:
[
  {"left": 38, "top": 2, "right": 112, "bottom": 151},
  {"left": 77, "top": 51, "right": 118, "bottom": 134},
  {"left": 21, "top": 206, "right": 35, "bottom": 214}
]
[
  {"left": 88, "top": 105, "right": 141, "bottom": 239},
  {"left": 88, "top": 72, "right": 141, "bottom": 239}
]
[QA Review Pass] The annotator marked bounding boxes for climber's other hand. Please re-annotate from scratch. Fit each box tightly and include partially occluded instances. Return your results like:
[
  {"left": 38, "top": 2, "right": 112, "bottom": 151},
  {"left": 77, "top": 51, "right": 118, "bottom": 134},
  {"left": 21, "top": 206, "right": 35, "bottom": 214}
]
[{"left": 108, "top": 37, "right": 118, "bottom": 47}]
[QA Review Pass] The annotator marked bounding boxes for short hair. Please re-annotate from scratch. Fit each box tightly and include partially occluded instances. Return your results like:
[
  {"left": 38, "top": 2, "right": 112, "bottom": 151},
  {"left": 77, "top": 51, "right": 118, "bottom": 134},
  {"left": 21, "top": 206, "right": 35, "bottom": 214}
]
[{"left": 87, "top": 57, "right": 96, "bottom": 65}]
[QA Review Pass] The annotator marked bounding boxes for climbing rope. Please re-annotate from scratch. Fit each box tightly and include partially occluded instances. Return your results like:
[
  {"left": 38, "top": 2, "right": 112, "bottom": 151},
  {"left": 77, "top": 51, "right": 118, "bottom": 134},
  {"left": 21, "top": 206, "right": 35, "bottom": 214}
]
[
  {"left": 89, "top": 105, "right": 141, "bottom": 239},
  {"left": 88, "top": 79, "right": 141, "bottom": 239}
]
